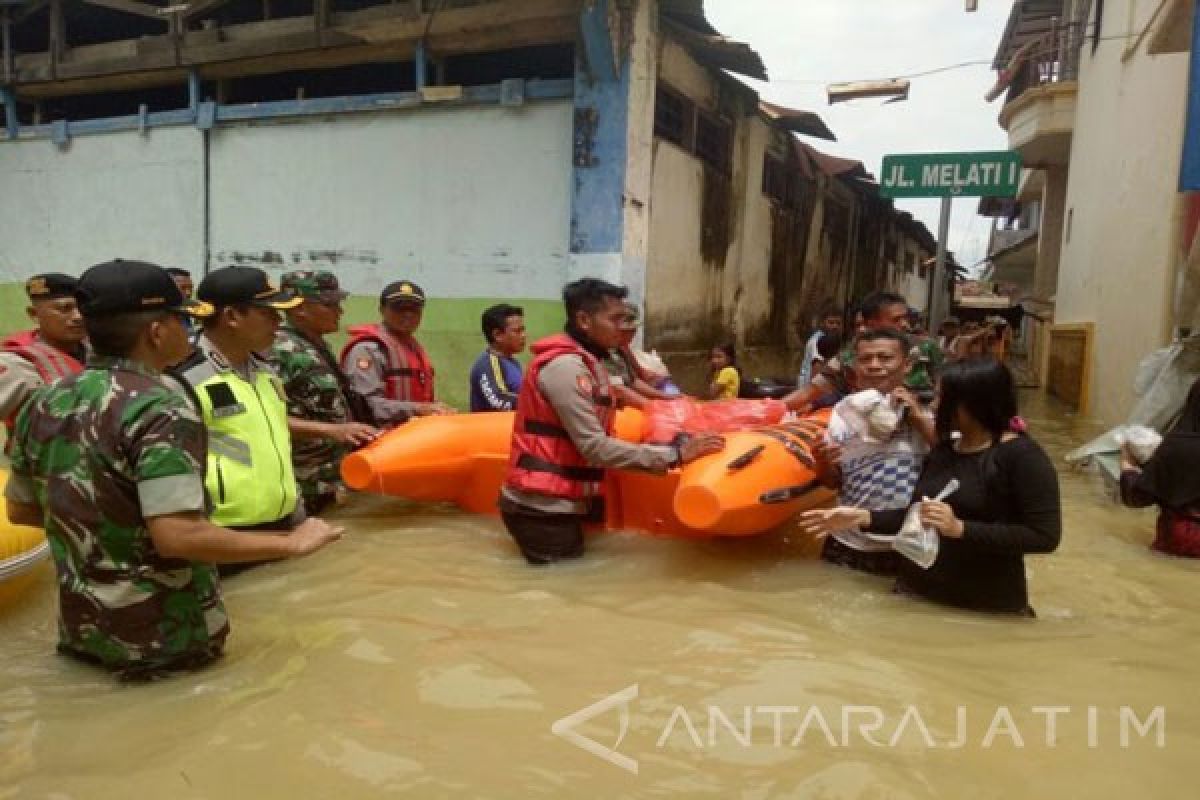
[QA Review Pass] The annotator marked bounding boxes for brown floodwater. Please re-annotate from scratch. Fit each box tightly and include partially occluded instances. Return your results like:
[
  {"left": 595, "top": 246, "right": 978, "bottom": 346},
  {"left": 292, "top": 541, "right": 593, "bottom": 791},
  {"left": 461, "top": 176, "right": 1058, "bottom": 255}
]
[{"left": 1, "top": 391, "right": 1196, "bottom": 798}]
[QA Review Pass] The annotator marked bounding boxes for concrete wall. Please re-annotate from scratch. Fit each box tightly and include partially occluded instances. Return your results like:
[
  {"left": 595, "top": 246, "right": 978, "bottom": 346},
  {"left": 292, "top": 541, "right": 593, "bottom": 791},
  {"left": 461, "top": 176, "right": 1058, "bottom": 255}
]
[
  {"left": 1054, "top": 0, "right": 1190, "bottom": 425},
  {"left": 0, "top": 126, "right": 205, "bottom": 278},
  {"left": 0, "top": 102, "right": 576, "bottom": 409},
  {"left": 209, "top": 102, "right": 574, "bottom": 299}
]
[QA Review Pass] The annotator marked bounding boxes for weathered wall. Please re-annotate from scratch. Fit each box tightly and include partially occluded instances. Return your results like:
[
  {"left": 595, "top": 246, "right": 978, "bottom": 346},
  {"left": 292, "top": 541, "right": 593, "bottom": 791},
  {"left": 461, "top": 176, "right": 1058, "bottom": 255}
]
[
  {"left": 0, "top": 126, "right": 205, "bottom": 278},
  {"left": 209, "top": 102, "right": 574, "bottom": 298},
  {"left": 1054, "top": 0, "right": 1190, "bottom": 425},
  {"left": 0, "top": 102, "right": 576, "bottom": 409}
]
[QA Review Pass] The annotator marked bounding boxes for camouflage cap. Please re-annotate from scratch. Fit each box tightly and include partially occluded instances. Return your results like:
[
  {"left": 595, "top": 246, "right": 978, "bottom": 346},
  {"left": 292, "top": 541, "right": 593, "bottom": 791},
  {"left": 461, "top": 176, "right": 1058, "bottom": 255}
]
[{"left": 281, "top": 270, "right": 348, "bottom": 304}]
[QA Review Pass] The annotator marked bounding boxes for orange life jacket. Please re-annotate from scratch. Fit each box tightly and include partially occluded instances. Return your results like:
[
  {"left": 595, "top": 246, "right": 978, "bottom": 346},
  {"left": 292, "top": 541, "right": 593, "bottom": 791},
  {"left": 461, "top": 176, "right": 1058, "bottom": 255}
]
[
  {"left": 340, "top": 324, "right": 435, "bottom": 404},
  {"left": 506, "top": 333, "right": 616, "bottom": 501}
]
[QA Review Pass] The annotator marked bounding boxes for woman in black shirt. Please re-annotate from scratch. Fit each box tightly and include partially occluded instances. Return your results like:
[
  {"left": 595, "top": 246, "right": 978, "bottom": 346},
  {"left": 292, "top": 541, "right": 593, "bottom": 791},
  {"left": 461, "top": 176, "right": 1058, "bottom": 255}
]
[{"left": 802, "top": 359, "right": 1062, "bottom": 614}]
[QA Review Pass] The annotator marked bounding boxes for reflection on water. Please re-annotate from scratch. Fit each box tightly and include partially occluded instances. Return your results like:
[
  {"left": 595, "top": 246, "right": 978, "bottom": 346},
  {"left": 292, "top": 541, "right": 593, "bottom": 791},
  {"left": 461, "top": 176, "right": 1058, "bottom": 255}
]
[{"left": 1, "top": 392, "right": 1196, "bottom": 798}]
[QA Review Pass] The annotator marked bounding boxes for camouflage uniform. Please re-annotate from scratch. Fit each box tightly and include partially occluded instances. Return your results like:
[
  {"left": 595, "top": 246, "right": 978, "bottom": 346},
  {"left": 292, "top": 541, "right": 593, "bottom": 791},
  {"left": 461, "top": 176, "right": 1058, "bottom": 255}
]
[
  {"left": 5, "top": 357, "right": 228, "bottom": 679},
  {"left": 269, "top": 323, "right": 354, "bottom": 513}
]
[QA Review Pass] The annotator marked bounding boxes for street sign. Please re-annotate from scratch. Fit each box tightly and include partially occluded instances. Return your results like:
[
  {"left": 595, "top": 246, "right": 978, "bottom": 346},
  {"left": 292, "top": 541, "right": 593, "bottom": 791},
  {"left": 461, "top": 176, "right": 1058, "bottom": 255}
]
[{"left": 879, "top": 150, "right": 1022, "bottom": 198}]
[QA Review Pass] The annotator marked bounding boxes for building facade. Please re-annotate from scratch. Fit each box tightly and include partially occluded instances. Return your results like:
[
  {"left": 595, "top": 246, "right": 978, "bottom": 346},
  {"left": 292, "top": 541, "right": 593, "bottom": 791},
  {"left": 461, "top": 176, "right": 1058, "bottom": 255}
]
[
  {"left": 983, "top": 0, "right": 1195, "bottom": 423},
  {"left": 0, "top": 0, "right": 938, "bottom": 397}
]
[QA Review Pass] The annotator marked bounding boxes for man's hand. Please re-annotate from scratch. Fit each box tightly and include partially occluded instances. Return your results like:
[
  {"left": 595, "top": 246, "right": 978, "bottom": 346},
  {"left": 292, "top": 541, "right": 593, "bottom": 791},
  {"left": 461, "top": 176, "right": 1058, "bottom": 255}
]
[
  {"left": 798, "top": 506, "right": 870, "bottom": 538},
  {"left": 679, "top": 433, "right": 725, "bottom": 464},
  {"left": 416, "top": 403, "right": 457, "bottom": 416},
  {"left": 288, "top": 517, "right": 345, "bottom": 556},
  {"left": 890, "top": 386, "right": 921, "bottom": 414},
  {"left": 326, "top": 422, "right": 381, "bottom": 447}
]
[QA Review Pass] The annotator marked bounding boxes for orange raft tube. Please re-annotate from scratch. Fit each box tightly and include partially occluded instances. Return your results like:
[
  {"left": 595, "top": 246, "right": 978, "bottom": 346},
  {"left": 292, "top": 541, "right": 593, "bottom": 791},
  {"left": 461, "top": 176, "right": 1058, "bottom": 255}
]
[{"left": 341, "top": 408, "right": 833, "bottom": 537}]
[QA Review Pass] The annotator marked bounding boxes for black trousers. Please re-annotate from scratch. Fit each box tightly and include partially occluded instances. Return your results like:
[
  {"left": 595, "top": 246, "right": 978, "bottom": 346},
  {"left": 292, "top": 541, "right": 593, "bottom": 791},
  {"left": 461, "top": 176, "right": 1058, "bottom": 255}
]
[{"left": 501, "top": 505, "right": 586, "bottom": 565}]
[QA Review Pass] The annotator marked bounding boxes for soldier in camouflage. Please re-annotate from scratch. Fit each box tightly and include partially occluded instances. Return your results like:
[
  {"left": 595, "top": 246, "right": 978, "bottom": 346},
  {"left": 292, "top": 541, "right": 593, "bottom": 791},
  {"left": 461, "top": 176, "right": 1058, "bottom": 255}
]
[
  {"left": 5, "top": 259, "right": 343, "bottom": 681},
  {"left": 272, "top": 270, "right": 379, "bottom": 514}
]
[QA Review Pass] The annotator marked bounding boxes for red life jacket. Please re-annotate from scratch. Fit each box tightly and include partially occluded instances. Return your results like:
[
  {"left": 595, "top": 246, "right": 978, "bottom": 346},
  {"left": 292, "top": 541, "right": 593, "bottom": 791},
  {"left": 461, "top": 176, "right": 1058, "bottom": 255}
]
[
  {"left": 1, "top": 330, "right": 84, "bottom": 432},
  {"left": 340, "top": 324, "right": 435, "bottom": 404},
  {"left": 506, "top": 333, "right": 616, "bottom": 501},
  {"left": 1, "top": 330, "right": 83, "bottom": 384}
]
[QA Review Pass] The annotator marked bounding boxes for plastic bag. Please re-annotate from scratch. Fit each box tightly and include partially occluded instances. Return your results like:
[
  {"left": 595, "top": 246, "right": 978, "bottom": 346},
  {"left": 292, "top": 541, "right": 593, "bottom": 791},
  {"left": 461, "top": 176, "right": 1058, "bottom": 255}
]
[
  {"left": 1113, "top": 425, "right": 1163, "bottom": 465},
  {"left": 838, "top": 390, "right": 902, "bottom": 444},
  {"left": 893, "top": 504, "right": 939, "bottom": 570},
  {"left": 640, "top": 398, "right": 787, "bottom": 444},
  {"left": 641, "top": 398, "right": 700, "bottom": 444},
  {"left": 891, "top": 479, "right": 959, "bottom": 570}
]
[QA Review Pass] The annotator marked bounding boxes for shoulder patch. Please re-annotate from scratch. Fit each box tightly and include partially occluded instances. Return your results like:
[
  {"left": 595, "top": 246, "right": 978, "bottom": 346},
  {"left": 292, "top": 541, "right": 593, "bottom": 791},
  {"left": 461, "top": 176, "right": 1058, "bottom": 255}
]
[{"left": 576, "top": 373, "right": 594, "bottom": 395}]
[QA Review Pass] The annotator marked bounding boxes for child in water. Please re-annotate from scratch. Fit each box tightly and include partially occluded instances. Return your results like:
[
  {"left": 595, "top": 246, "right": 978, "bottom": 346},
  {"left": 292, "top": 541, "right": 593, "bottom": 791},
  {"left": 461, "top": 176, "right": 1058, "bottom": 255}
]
[{"left": 708, "top": 344, "right": 740, "bottom": 400}]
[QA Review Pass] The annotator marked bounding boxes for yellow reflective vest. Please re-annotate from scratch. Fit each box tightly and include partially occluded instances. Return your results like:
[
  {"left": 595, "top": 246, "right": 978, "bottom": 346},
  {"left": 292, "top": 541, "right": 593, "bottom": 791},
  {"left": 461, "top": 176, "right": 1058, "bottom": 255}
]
[{"left": 175, "top": 339, "right": 298, "bottom": 528}]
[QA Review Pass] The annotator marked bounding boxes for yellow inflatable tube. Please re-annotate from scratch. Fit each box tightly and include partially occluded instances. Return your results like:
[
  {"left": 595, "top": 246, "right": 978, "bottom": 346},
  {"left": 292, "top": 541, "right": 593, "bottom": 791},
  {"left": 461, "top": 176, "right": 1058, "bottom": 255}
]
[{"left": 0, "top": 470, "right": 51, "bottom": 609}]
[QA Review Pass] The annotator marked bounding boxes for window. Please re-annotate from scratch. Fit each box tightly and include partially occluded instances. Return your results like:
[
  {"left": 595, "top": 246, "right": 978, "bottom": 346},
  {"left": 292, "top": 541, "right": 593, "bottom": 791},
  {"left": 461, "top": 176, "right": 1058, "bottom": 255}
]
[
  {"left": 762, "top": 155, "right": 794, "bottom": 207},
  {"left": 654, "top": 85, "right": 694, "bottom": 149},
  {"left": 694, "top": 110, "right": 732, "bottom": 174}
]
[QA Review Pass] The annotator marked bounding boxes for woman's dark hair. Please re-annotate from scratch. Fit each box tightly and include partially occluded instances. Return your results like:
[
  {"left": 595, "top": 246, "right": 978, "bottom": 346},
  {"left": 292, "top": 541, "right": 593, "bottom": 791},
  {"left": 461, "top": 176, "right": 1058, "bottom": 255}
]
[
  {"left": 480, "top": 303, "right": 523, "bottom": 344},
  {"left": 712, "top": 343, "right": 737, "bottom": 369},
  {"left": 935, "top": 357, "right": 1018, "bottom": 442}
]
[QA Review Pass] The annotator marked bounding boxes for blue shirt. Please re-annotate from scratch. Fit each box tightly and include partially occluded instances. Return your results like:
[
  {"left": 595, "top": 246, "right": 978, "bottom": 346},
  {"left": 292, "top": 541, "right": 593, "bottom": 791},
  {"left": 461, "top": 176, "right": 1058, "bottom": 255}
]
[{"left": 469, "top": 349, "right": 523, "bottom": 412}]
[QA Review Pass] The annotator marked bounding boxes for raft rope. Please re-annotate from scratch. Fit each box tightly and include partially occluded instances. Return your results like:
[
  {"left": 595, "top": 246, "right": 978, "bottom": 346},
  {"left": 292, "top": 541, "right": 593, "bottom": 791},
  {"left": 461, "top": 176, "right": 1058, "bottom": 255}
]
[{"left": 0, "top": 539, "right": 49, "bottom": 582}]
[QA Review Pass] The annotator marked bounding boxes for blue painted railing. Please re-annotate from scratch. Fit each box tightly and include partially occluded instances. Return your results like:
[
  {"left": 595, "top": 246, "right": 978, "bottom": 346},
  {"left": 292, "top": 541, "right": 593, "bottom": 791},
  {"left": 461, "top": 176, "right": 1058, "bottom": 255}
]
[{"left": 1, "top": 78, "right": 574, "bottom": 145}]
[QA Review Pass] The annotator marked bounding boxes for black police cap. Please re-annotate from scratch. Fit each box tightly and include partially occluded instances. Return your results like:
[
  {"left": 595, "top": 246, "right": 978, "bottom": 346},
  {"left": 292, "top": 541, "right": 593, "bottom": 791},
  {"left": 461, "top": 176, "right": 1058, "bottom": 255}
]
[
  {"left": 25, "top": 273, "right": 78, "bottom": 301},
  {"left": 76, "top": 260, "right": 213, "bottom": 318},
  {"left": 197, "top": 267, "right": 302, "bottom": 310}
]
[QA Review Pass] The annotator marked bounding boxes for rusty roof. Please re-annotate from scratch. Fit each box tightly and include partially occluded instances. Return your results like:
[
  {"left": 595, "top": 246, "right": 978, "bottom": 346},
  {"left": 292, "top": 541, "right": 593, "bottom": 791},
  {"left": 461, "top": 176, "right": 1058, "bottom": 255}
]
[
  {"left": 759, "top": 100, "right": 836, "bottom": 141},
  {"left": 660, "top": 1, "right": 768, "bottom": 81}
]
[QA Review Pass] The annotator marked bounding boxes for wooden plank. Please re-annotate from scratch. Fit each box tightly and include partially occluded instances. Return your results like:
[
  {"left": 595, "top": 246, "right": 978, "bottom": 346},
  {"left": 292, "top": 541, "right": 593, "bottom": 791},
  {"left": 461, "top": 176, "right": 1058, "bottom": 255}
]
[
  {"left": 183, "top": 0, "right": 237, "bottom": 20},
  {"left": 82, "top": 0, "right": 169, "bottom": 21},
  {"left": 11, "top": 0, "right": 577, "bottom": 90}
]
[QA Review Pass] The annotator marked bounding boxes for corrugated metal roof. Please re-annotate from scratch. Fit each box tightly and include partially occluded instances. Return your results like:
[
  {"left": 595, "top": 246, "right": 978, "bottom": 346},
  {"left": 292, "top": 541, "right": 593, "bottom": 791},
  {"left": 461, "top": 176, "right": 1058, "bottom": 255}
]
[
  {"left": 660, "top": 16, "right": 768, "bottom": 81},
  {"left": 759, "top": 100, "right": 836, "bottom": 141}
]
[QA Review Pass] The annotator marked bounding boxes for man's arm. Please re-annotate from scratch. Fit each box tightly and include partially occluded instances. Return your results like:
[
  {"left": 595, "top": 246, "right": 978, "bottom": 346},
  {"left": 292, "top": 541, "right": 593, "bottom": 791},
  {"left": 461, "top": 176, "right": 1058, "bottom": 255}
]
[
  {"left": 0, "top": 355, "right": 42, "bottom": 422},
  {"left": 540, "top": 356, "right": 677, "bottom": 472},
  {"left": 147, "top": 512, "right": 341, "bottom": 563},
  {"left": 287, "top": 416, "right": 379, "bottom": 446}
]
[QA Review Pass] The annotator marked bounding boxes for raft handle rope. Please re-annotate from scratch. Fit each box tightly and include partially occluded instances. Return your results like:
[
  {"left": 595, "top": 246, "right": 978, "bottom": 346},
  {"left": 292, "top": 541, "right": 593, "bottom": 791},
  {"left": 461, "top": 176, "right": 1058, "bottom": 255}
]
[
  {"left": 759, "top": 480, "right": 819, "bottom": 506},
  {"left": 725, "top": 445, "right": 765, "bottom": 472},
  {"left": 0, "top": 539, "right": 50, "bottom": 581}
]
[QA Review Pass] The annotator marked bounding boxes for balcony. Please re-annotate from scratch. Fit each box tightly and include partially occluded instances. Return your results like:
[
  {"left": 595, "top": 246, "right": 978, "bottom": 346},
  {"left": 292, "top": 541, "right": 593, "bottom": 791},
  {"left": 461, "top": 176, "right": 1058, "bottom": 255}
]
[{"left": 995, "top": 10, "right": 1082, "bottom": 167}]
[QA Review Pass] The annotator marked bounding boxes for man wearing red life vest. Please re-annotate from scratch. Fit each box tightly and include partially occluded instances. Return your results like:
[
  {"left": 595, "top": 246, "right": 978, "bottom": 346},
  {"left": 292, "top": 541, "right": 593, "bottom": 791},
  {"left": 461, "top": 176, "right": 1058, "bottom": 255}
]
[
  {"left": 340, "top": 279, "right": 455, "bottom": 426},
  {"left": 500, "top": 278, "right": 725, "bottom": 564},
  {"left": 0, "top": 273, "right": 87, "bottom": 437}
]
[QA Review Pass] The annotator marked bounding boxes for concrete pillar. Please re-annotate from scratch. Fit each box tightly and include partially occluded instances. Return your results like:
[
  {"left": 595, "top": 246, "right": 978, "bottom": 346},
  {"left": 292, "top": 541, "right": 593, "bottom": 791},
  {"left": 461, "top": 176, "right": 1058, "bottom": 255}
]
[
  {"left": 568, "top": 0, "right": 656, "bottom": 313},
  {"left": 1036, "top": 165, "right": 1069, "bottom": 302}
]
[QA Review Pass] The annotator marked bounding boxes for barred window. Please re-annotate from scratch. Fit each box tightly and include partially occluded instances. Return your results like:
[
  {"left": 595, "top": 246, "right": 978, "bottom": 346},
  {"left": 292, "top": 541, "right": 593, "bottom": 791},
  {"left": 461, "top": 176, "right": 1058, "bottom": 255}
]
[
  {"left": 694, "top": 110, "right": 732, "bottom": 174},
  {"left": 654, "top": 85, "right": 694, "bottom": 149}
]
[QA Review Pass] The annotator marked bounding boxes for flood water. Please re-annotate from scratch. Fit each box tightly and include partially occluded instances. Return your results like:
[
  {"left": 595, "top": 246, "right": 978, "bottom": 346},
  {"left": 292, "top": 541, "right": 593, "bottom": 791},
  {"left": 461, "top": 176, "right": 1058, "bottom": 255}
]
[{"left": 1, "top": 391, "right": 1196, "bottom": 798}]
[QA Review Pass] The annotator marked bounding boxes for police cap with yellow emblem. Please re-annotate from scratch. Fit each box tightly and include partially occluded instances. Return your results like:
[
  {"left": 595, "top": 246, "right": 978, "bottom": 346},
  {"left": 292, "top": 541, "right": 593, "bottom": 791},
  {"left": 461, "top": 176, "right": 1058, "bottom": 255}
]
[
  {"left": 198, "top": 266, "right": 303, "bottom": 311},
  {"left": 380, "top": 280, "right": 426, "bottom": 308},
  {"left": 25, "top": 273, "right": 78, "bottom": 302},
  {"left": 75, "top": 259, "right": 214, "bottom": 317}
]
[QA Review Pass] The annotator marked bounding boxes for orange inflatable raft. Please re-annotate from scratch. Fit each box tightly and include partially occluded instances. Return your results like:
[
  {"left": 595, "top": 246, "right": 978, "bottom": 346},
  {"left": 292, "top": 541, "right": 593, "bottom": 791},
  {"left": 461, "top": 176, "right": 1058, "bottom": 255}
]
[{"left": 342, "top": 407, "right": 833, "bottom": 537}]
